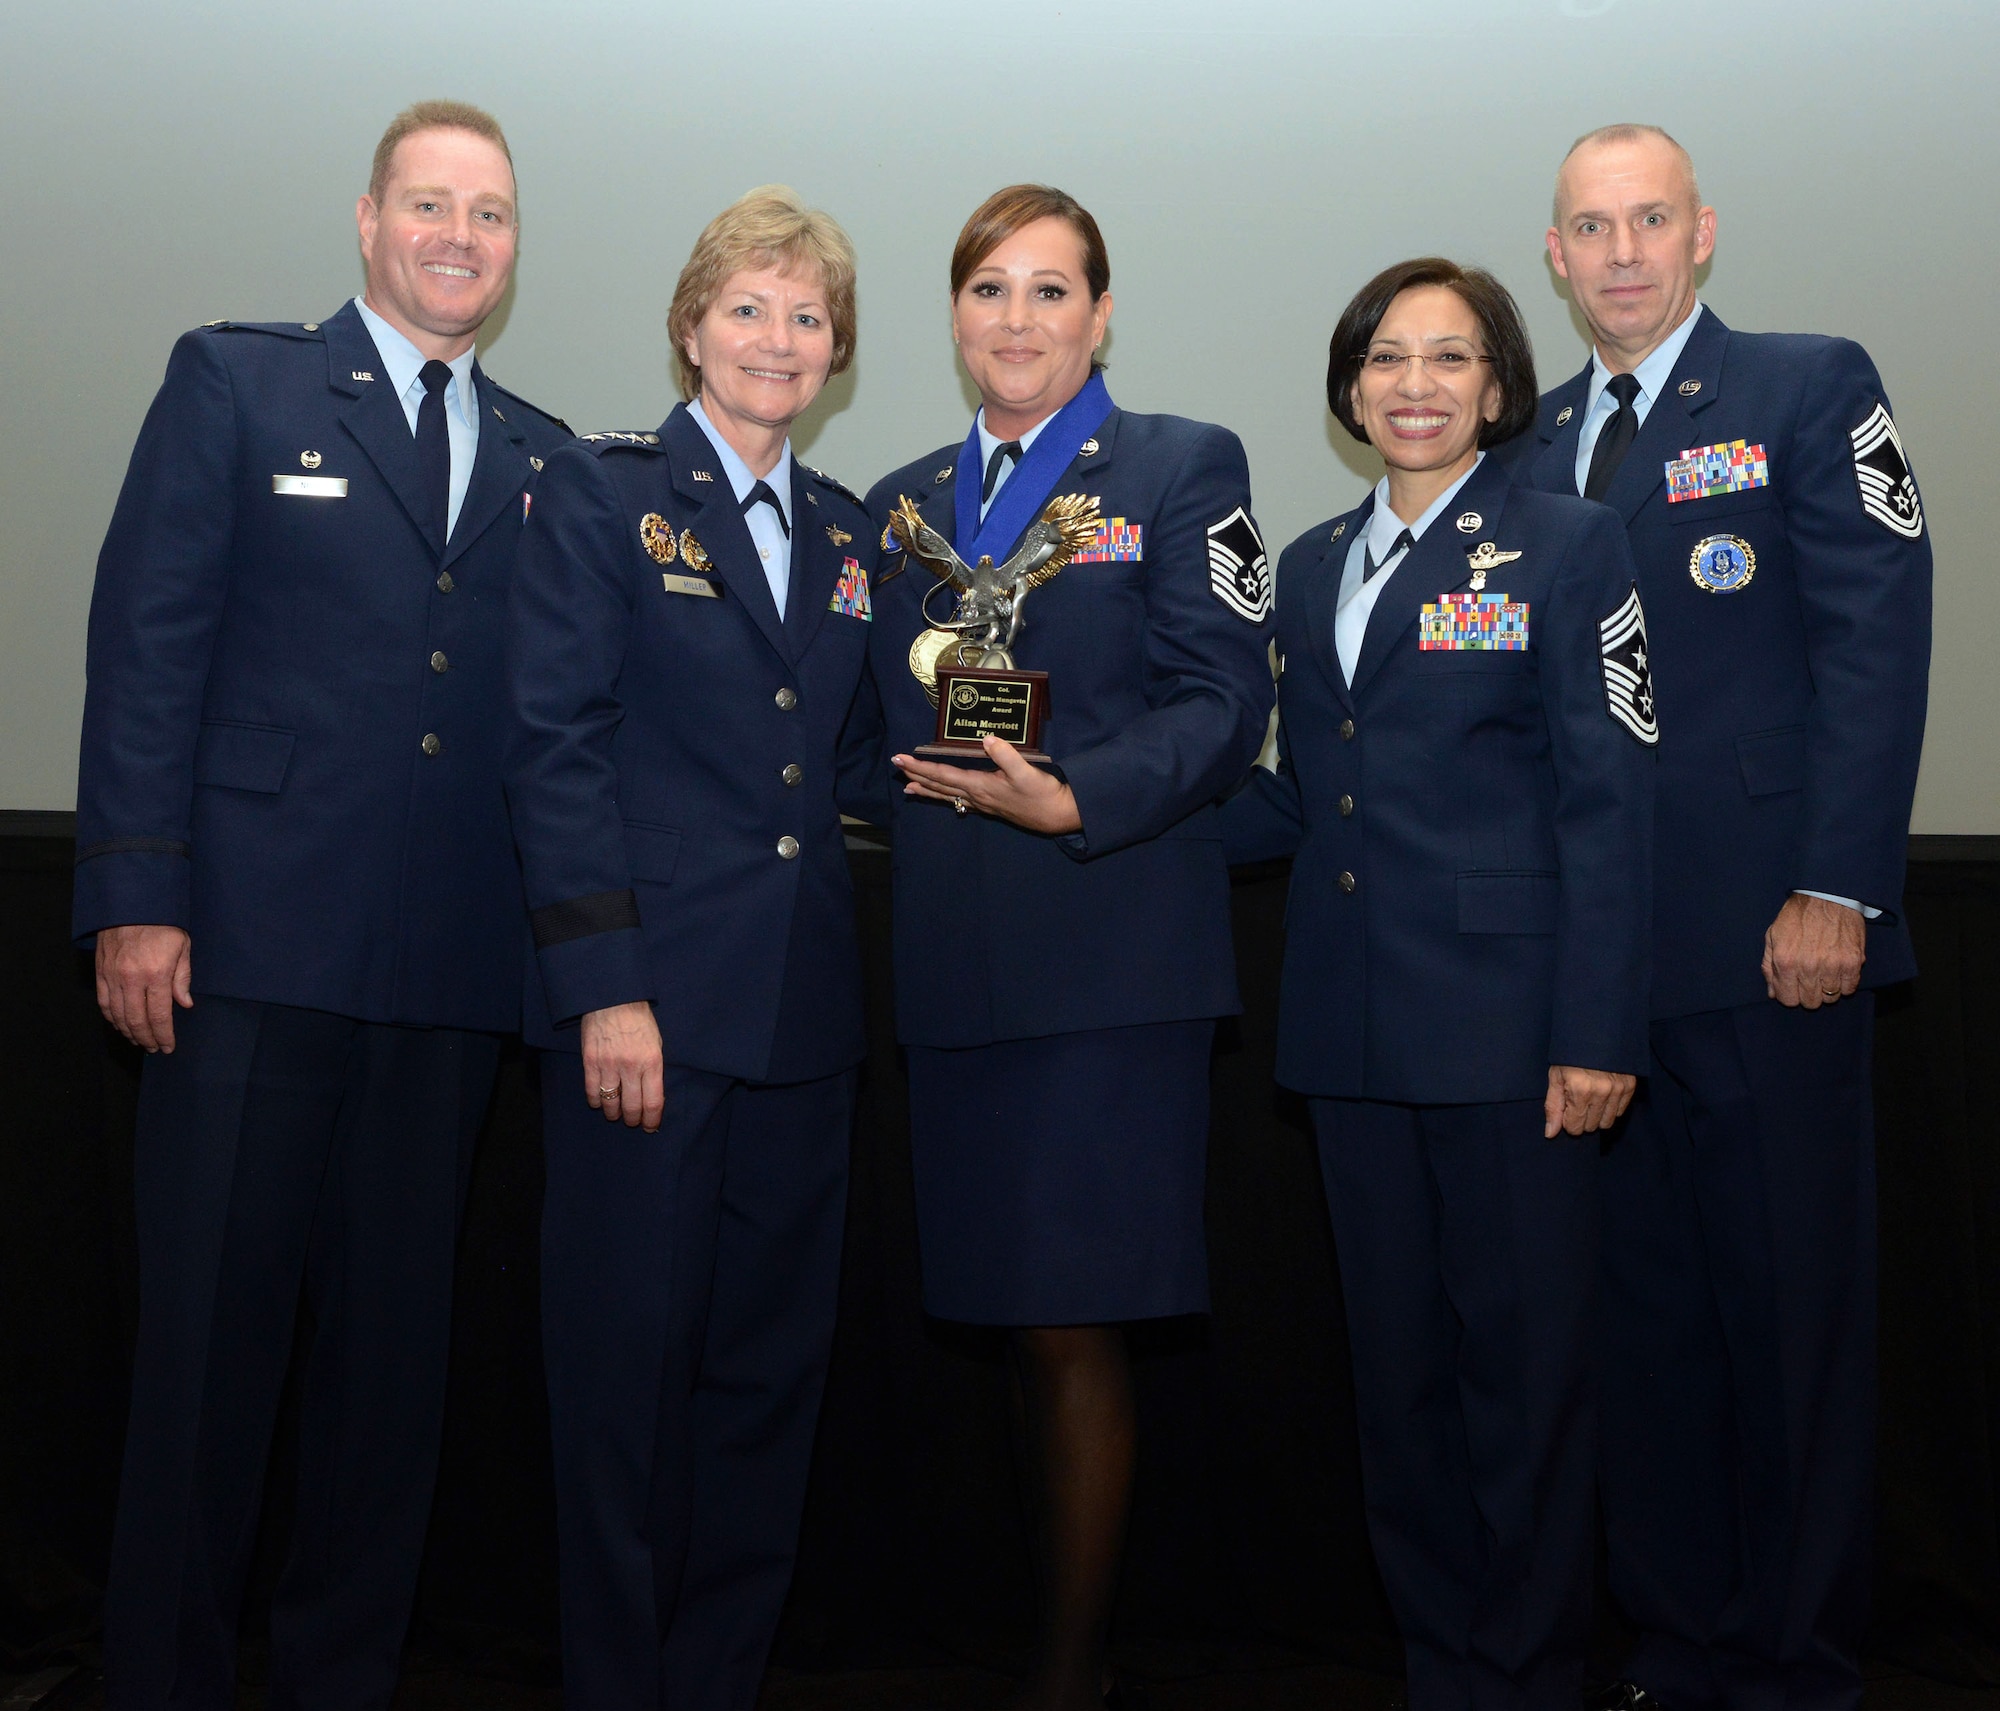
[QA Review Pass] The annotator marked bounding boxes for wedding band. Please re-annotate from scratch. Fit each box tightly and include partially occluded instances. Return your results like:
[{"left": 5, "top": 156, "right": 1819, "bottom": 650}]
[
  {"left": 953, "top": 795, "right": 968, "bottom": 815},
  {"left": 598, "top": 1085, "right": 619, "bottom": 1097},
  {"left": 1820, "top": 987, "right": 1841, "bottom": 997}
]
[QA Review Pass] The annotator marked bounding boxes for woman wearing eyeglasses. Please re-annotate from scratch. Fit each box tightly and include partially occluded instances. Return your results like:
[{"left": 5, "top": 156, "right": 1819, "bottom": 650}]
[{"left": 1224, "top": 258, "right": 1655, "bottom": 1711}]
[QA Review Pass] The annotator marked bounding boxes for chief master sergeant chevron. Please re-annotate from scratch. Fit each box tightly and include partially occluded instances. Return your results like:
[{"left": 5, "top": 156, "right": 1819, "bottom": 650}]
[
  {"left": 71, "top": 100, "right": 569, "bottom": 1710},
  {"left": 1518, "top": 124, "right": 1931, "bottom": 1711}
]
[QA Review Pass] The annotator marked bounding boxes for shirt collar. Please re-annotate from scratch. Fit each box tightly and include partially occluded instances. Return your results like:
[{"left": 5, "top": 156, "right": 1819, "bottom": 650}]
[
  {"left": 1586, "top": 299, "right": 1704, "bottom": 420},
  {"left": 975, "top": 405, "right": 1056, "bottom": 473},
  {"left": 1364, "top": 452, "right": 1486, "bottom": 561},
  {"left": 353, "top": 296, "right": 479, "bottom": 428},
  {"left": 688, "top": 396, "right": 793, "bottom": 524}
]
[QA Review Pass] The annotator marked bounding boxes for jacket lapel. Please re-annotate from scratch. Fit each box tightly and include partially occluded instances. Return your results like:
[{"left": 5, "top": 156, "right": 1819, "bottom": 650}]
[
  {"left": 664, "top": 406, "right": 791, "bottom": 664},
  {"left": 784, "top": 464, "right": 842, "bottom": 656},
  {"left": 1598, "top": 307, "right": 1730, "bottom": 520},
  {"left": 328, "top": 304, "right": 438, "bottom": 557},
  {"left": 1531, "top": 363, "right": 1592, "bottom": 496},
  {"left": 1351, "top": 459, "right": 1516, "bottom": 698},
  {"left": 441, "top": 367, "right": 532, "bottom": 569},
  {"left": 1296, "top": 500, "right": 1369, "bottom": 713}
]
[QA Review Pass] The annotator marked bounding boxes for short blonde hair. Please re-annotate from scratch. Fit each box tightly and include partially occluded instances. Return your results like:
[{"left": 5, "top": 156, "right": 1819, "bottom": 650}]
[
  {"left": 667, "top": 186, "right": 857, "bottom": 400},
  {"left": 369, "top": 99, "right": 515, "bottom": 214}
]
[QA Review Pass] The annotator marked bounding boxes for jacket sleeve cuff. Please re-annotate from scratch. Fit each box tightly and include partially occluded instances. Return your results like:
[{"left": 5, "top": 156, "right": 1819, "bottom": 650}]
[
  {"left": 70, "top": 844, "right": 193, "bottom": 944},
  {"left": 535, "top": 925, "right": 652, "bottom": 1031}
]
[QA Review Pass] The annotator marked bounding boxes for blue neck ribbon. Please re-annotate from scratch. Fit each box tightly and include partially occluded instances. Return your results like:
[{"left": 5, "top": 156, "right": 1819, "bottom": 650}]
[{"left": 952, "top": 371, "right": 1115, "bottom": 566}]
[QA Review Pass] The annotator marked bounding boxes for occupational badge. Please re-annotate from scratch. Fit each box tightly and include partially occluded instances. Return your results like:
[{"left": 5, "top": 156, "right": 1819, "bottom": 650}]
[
  {"left": 1598, "top": 585, "right": 1658, "bottom": 745},
  {"left": 640, "top": 513, "right": 678, "bottom": 566},
  {"left": 679, "top": 528, "right": 712, "bottom": 573},
  {"left": 1420, "top": 591, "right": 1528, "bottom": 651},
  {"left": 828, "top": 556, "right": 872, "bottom": 621},
  {"left": 1850, "top": 402, "right": 1924, "bottom": 538},
  {"left": 1666, "top": 440, "right": 1770, "bottom": 504},
  {"left": 1207, "top": 507, "right": 1271, "bottom": 622},
  {"left": 1071, "top": 519, "right": 1143, "bottom": 563},
  {"left": 825, "top": 523, "right": 853, "bottom": 546},
  {"left": 300, "top": 450, "right": 322, "bottom": 469},
  {"left": 1466, "top": 538, "right": 1522, "bottom": 591},
  {"left": 1689, "top": 533, "right": 1756, "bottom": 593}
]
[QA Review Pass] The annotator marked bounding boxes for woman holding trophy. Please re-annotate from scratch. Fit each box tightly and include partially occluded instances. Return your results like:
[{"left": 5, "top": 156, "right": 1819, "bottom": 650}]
[{"left": 861, "top": 184, "right": 1275, "bottom": 1709}]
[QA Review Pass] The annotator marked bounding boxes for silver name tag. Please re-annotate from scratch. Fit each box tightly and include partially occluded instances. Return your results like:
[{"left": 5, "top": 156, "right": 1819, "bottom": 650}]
[
  {"left": 271, "top": 474, "right": 349, "bottom": 498},
  {"left": 662, "top": 573, "right": 721, "bottom": 598}
]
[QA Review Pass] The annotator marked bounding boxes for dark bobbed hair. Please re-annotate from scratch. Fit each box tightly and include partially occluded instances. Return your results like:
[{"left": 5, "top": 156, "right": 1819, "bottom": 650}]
[
  {"left": 950, "top": 184, "right": 1110, "bottom": 301},
  {"left": 1325, "top": 257, "right": 1538, "bottom": 448}
]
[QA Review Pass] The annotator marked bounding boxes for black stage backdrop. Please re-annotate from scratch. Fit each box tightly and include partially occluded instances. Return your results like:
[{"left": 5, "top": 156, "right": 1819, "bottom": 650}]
[{"left": 3, "top": 822, "right": 1997, "bottom": 1687}]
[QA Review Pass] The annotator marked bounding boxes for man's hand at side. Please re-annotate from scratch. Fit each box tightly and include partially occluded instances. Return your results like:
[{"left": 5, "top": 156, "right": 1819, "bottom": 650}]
[{"left": 96, "top": 925, "right": 193, "bottom": 1052}]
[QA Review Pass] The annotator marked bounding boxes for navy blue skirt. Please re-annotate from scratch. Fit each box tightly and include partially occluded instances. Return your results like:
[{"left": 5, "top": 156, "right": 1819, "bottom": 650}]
[{"left": 906, "top": 1020, "right": 1215, "bottom": 1326}]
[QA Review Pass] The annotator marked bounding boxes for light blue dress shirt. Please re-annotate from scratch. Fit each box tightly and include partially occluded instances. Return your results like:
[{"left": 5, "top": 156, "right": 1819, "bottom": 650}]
[
  {"left": 975, "top": 406, "right": 1055, "bottom": 521},
  {"left": 1571, "top": 301, "right": 1705, "bottom": 494},
  {"left": 1334, "top": 455, "right": 1486, "bottom": 686},
  {"left": 353, "top": 296, "right": 480, "bottom": 539},
  {"left": 689, "top": 397, "right": 794, "bottom": 619}
]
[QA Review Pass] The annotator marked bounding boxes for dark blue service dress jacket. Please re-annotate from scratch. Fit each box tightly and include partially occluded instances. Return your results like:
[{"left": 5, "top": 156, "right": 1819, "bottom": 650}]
[
  {"left": 859, "top": 405, "right": 1276, "bottom": 1048},
  {"left": 506, "top": 404, "right": 879, "bottom": 1085},
  {"left": 1517, "top": 310, "right": 1932, "bottom": 1019},
  {"left": 1226, "top": 456, "right": 1655, "bottom": 1103},
  {"left": 72, "top": 301, "right": 571, "bottom": 1031}
]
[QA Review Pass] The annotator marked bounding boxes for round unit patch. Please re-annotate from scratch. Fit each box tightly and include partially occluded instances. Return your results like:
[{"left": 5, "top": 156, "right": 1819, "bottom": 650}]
[{"left": 1689, "top": 533, "right": 1756, "bottom": 594}]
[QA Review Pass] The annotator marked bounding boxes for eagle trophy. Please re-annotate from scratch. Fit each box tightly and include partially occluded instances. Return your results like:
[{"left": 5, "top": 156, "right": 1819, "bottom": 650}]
[{"left": 890, "top": 490, "right": 1102, "bottom": 671}]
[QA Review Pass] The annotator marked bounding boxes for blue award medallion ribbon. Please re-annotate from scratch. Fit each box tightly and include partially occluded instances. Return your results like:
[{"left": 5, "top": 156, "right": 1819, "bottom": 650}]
[{"left": 951, "top": 371, "right": 1114, "bottom": 566}]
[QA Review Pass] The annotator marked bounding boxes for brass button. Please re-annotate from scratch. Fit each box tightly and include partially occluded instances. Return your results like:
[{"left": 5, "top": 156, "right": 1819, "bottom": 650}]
[
  {"left": 1338, "top": 870, "right": 1356, "bottom": 894},
  {"left": 1340, "top": 718, "right": 1356, "bottom": 741},
  {"left": 777, "top": 835, "right": 800, "bottom": 859},
  {"left": 775, "top": 687, "right": 798, "bottom": 711},
  {"left": 781, "top": 764, "right": 803, "bottom": 787},
  {"left": 430, "top": 651, "right": 449, "bottom": 673},
  {"left": 436, "top": 571, "right": 455, "bottom": 593},
  {"left": 1339, "top": 793, "right": 1354, "bottom": 817},
  {"left": 421, "top": 733, "right": 442, "bottom": 757}
]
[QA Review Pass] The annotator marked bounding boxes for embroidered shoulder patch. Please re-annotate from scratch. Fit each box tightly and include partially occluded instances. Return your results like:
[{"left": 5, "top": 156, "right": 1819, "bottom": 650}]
[
  {"left": 1599, "top": 584, "right": 1658, "bottom": 745},
  {"left": 1207, "top": 507, "right": 1271, "bottom": 621},
  {"left": 1850, "top": 402, "right": 1924, "bottom": 538},
  {"left": 1666, "top": 439, "right": 1770, "bottom": 503}
]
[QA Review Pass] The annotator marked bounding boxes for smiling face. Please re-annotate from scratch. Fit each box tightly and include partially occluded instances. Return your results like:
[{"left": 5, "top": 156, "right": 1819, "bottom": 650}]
[
  {"left": 1349, "top": 284, "right": 1503, "bottom": 498},
  {"left": 1547, "top": 134, "right": 1715, "bottom": 370},
  {"left": 357, "top": 126, "right": 517, "bottom": 360},
  {"left": 951, "top": 216, "right": 1112, "bottom": 439},
  {"left": 681, "top": 263, "right": 836, "bottom": 459}
]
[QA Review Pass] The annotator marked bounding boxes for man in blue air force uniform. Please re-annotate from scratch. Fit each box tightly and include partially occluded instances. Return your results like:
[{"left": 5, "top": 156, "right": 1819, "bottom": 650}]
[
  {"left": 1519, "top": 124, "right": 1932, "bottom": 1711},
  {"left": 72, "top": 101, "right": 568, "bottom": 1711}
]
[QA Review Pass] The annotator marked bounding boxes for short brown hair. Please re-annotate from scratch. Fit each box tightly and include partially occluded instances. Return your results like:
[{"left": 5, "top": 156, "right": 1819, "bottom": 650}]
[
  {"left": 368, "top": 99, "right": 515, "bottom": 211},
  {"left": 666, "top": 185, "right": 858, "bottom": 401},
  {"left": 1555, "top": 123, "right": 1700, "bottom": 222},
  {"left": 1325, "top": 258, "right": 1538, "bottom": 449},
  {"left": 949, "top": 184, "right": 1109, "bottom": 302}
]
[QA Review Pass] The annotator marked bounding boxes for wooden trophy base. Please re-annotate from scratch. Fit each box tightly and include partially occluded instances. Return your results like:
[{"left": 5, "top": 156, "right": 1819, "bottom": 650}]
[{"left": 917, "top": 664, "right": 1053, "bottom": 768}]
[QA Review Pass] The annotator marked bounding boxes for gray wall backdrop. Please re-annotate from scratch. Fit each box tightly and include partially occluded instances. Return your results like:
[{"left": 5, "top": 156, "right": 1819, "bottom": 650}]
[{"left": 4, "top": 0, "right": 1992, "bottom": 828}]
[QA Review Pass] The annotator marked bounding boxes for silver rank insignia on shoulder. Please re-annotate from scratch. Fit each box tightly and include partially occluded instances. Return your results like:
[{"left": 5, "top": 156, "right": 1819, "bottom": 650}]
[
  {"left": 1679, "top": 379, "right": 1702, "bottom": 396},
  {"left": 1455, "top": 511, "right": 1482, "bottom": 534},
  {"left": 933, "top": 466, "right": 952, "bottom": 484},
  {"left": 300, "top": 450, "right": 322, "bottom": 469},
  {"left": 1556, "top": 406, "right": 1573, "bottom": 427},
  {"left": 825, "top": 524, "right": 852, "bottom": 546},
  {"left": 351, "top": 370, "right": 375, "bottom": 382}
]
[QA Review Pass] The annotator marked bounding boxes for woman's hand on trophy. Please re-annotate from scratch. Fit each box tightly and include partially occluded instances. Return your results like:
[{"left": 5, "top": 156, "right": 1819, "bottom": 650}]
[{"left": 893, "top": 735, "right": 1084, "bottom": 836}]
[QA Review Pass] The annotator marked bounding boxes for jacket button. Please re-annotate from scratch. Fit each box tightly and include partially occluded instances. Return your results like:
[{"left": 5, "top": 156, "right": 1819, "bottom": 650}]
[
  {"left": 421, "top": 733, "right": 442, "bottom": 757},
  {"left": 430, "top": 651, "right": 449, "bottom": 673},
  {"left": 777, "top": 835, "right": 800, "bottom": 859},
  {"left": 775, "top": 687, "right": 798, "bottom": 711},
  {"left": 436, "top": 571, "right": 455, "bottom": 593},
  {"left": 1339, "top": 793, "right": 1354, "bottom": 817},
  {"left": 1340, "top": 718, "right": 1355, "bottom": 741},
  {"left": 1338, "top": 870, "right": 1356, "bottom": 893},
  {"left": 781, "top": 763, "right": 803, "bottom": 787}
]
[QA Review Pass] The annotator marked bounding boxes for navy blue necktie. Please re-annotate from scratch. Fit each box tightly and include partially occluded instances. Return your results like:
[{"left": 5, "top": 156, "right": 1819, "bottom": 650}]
[
  {"left": 416, "top": 359, "right": 452, "bottom": 547},
  {"left": 741, "top": 480, "right": 790, "bottom": 537},
  {"left": 1585, "top": 372, "right": 1643, "bottom": 502},
  {"left": 981, "top": 439, "right": 1022, "bottom": 502},
  {"left": 1364, "top": 528, "right": 1414, "bottom": 582}
]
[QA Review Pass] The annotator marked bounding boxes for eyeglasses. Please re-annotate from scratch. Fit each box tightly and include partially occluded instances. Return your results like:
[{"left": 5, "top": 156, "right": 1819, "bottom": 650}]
[{"left": 1361, "top": 349, "right": 1492, "bottom": 377}]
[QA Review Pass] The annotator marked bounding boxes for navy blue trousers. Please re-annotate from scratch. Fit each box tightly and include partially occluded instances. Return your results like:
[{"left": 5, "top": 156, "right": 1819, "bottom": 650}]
[
  {"left": 104, "top": 997, "right": 497, "bottom": 1711},
  {"left": 540, "top": 1054, "right": 855, "bottom": 1711},
  {"left": 1311, "top": 1097, "right": 1599, "bottom": 1711},
  {"left": 1602, "top": 996, "right": 1876, "bottom": 1711}
]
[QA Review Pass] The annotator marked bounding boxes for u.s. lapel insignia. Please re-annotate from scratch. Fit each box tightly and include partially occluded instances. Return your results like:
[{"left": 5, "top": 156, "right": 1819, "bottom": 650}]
[
  {"left": 1679, "top": 379, "right": 1702, "bottom": 396},
  {"left": 1556, "top": 406, "right": 1573, "bottom": 427},
  {"left": 351, "top": 371, "right": 375, "bottom": 382},
  {"left": 933, "top": 466, "right": 952, "bottom": 484},
  {"left": 300, "top": 450, "right": 322, "bottom": 469},
  {"left": 1079, "top": 438, "right": 1101, "bottom": 457},
  {"left": 691, "top": 469, "right": 713, "bottom": 483},
  {"left": 679, "top": 528, "right": 712, "bottom": 573},
  {"left": 1455, "top": 511, "right": 1482, "bottom": 534},
  {"left": 640, "top": 514, "right": 678, "bottom": 565},
  {"left": 825, "top": 523, "right": 852, "bottom": 546}
]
